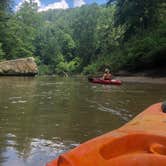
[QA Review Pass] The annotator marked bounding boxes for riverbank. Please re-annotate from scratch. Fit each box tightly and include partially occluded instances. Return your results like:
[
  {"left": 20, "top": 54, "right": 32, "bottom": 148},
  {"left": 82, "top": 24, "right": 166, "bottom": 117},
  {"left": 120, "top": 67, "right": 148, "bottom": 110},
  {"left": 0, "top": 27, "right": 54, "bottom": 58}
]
[
  {"left": 48, "top": 73, "right": 166, "bottom": 84},
  {"left": 86, "top": 67, "right": 166, "bottom": 84},
  {"left": 115, "top": 76, "right": 166, "bottom": 84},
  {"left": 113, "top": 68, "right": 166, "bottom": 84}
]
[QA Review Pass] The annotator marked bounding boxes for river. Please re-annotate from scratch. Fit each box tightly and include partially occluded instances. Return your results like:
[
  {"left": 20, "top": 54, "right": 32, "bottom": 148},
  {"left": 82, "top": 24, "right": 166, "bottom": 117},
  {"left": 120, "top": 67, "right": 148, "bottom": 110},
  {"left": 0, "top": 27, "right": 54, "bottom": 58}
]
[{"left": 0, "top": 76, "right": 165, "bottom": 166}]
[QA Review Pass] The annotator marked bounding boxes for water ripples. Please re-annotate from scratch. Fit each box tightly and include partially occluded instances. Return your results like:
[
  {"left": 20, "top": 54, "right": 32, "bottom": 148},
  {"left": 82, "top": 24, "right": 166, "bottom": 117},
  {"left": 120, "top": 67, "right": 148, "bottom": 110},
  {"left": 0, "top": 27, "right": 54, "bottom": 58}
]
[
  {"left": 98, "top": 104, "right": 133, "bottom": 121},
  {"left": 87, "top": 99, "right": 133, "bottom": 121}
]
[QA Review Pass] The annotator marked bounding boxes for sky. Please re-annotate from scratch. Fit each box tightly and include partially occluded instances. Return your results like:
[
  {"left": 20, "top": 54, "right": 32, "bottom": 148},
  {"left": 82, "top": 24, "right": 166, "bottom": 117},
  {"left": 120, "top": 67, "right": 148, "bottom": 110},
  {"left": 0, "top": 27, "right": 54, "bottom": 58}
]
[{"left": 14, "top": 0, "right": 107, "bottom": 11}]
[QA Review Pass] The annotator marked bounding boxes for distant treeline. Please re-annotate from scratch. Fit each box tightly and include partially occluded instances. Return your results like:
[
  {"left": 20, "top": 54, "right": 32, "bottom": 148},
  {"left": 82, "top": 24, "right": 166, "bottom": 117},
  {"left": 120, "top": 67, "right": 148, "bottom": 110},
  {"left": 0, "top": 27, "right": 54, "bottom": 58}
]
[{"left": 0, "top": 0, "right": 165, "bottom": 75}]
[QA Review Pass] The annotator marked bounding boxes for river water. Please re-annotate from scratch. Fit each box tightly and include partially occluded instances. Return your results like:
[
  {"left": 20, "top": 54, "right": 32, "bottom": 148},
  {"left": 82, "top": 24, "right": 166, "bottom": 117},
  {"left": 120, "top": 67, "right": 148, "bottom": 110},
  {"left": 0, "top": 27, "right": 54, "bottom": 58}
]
[{"left": 0, "top": 76, "right": 165, "bottom": 166}]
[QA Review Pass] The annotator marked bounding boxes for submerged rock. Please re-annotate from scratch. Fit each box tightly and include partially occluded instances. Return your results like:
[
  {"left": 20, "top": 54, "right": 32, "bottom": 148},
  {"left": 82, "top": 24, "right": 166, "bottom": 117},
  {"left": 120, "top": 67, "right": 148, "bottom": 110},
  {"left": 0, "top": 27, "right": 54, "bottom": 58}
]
[{"left": 0, "top": 57, "right": 38, "bottom": 76}]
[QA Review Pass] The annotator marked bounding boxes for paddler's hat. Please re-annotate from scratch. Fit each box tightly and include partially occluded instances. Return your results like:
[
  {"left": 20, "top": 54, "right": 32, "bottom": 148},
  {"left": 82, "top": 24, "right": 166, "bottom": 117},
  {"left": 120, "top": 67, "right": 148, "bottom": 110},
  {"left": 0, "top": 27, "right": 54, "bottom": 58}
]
[{"left": 105, "top": 68, "right": 110, "bottom": 73}]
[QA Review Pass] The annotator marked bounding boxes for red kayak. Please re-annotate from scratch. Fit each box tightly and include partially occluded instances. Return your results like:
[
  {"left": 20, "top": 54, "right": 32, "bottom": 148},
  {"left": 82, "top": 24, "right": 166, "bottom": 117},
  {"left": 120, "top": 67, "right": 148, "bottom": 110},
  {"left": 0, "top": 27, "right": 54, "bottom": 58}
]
[
  {"left": 88, "top": 77, "right": 122, "bottom": 85},
  {"left": 46, "top": 102, "right": 166, "bottom": 166}
]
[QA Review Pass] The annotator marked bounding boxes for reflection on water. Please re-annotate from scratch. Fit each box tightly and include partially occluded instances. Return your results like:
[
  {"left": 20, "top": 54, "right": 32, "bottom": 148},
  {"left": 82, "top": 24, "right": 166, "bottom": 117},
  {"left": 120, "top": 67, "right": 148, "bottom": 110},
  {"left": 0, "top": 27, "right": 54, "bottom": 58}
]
[
  {"left": 0, "top": 76, "right": 166, "bottom": 166},
  {"left": 2, "top": 134, "right": 78, "bottom": 166}
]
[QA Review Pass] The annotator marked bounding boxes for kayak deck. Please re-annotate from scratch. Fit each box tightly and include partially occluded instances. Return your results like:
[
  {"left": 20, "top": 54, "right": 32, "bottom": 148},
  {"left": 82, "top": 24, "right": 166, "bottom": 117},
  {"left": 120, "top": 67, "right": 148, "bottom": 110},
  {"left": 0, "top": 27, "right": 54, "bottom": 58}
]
[{"left": 46, "top": 102, "right": 166, "bottom": 166}]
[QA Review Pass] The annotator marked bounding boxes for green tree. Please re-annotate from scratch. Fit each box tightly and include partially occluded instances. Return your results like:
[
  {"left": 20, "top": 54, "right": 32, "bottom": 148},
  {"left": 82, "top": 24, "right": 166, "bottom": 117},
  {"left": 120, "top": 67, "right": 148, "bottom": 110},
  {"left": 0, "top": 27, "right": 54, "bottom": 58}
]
[
  {"left": 71, "top": 4, "right": 100, "bottom": 68},
  {"left": 108, "top": 0, "right": 165, "bottom": 39},
  {"left": 0, "top": 43, "right": 5, "bottom": 59},
  {"left": 1, "top": 1, "right": 39, "bottom": 59},
  {"left": 95, "top": 5, "right": 124, "bottom": 55},
  {"left": 0, "top": 0, "right": 13, "bottom": 59}
]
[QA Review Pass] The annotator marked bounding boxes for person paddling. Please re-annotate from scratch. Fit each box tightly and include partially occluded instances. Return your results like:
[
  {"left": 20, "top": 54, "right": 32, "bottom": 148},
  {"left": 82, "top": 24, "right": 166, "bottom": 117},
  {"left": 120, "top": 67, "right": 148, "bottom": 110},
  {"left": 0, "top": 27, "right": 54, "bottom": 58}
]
[{"left": 102, "top": 68, "right": 112, "bottom": 80}]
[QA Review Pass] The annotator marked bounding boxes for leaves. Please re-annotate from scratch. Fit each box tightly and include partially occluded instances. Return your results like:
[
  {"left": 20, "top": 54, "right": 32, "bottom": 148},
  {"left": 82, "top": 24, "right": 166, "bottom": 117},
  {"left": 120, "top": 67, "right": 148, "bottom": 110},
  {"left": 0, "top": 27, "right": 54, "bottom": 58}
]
[{"left": 0, "top": 0, "right": 165, "bottom": 74}]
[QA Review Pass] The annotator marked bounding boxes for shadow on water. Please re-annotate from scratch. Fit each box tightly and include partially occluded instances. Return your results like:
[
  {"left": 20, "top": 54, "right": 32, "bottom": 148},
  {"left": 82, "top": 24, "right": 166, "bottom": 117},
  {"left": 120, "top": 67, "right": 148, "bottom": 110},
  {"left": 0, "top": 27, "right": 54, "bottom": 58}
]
[{"left": 0, "top": 76, "right": 166, "bottom": 166}]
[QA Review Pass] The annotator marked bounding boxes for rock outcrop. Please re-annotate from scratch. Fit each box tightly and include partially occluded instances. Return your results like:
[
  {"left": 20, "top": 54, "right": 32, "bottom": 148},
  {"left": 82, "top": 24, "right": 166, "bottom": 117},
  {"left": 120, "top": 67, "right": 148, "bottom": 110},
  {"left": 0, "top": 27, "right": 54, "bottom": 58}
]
[{"left": 0, "top": 57, "right": 38, "bottom": 76}]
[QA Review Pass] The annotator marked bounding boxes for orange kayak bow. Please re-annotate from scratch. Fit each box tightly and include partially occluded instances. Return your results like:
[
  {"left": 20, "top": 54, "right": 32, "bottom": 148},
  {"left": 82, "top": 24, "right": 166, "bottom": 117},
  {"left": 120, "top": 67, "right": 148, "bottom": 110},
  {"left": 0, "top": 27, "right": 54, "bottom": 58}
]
[{"left": 46, "top": 102, "right": 166, "bottom": 166}]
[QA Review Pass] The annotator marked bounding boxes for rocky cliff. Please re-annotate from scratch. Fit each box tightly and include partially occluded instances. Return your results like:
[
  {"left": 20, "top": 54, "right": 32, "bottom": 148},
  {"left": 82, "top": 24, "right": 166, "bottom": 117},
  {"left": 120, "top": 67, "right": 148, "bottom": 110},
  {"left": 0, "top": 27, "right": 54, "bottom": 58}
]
[{"left": 0, "top": 57, "right": 38, "bottom": 76}]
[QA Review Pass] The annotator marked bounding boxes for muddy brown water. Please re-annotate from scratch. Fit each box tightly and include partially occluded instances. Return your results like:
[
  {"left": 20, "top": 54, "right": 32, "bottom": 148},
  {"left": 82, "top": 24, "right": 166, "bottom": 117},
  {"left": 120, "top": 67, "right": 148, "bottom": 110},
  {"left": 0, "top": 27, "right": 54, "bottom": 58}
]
[{"left": 0, "top": 76, "right": 166, "bottom": 166}]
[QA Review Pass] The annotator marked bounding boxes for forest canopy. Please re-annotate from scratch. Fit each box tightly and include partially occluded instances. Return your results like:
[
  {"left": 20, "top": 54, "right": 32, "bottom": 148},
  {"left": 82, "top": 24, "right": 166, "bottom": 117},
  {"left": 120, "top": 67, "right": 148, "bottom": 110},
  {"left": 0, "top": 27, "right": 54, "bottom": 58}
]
[{"left": 0, "top": 0, "right": 166, "bottom": 75}]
